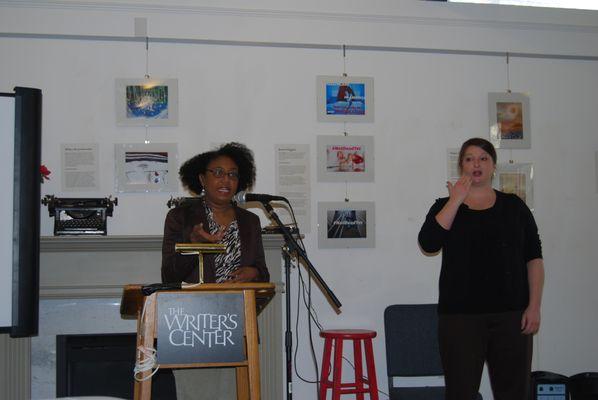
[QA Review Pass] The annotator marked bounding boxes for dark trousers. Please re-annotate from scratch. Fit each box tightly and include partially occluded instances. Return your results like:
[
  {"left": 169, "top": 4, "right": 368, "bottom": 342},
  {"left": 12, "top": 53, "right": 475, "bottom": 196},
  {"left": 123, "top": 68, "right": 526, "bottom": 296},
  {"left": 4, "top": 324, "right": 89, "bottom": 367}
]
[{"left": 438, "top": 311, "right": 533, "bottom": 400}]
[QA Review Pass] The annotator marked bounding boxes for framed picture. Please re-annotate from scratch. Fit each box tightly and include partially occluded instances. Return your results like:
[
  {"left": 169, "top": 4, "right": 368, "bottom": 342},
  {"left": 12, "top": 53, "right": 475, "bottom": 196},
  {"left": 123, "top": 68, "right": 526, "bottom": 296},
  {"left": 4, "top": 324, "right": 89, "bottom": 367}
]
[
  {"left": 318, "top": 201, "right": 375, "bottom": 249},
  {"left": 115, "top": 143, "right": 178, "bottom": 192},
  {"left": 493, "top": 163, "right": 534, "bottom": 210},
  {"left": 317, "top": 135, "right": 374, "bottom": 182},
  {"left": 316, "top": 76, "right": 374, "bottom": 122},
  {"left": 116, "top": 78, "right": 178, "bottom": 126},
  {"left": 488, "top": 92, "right": 530, "bottom": 149}
]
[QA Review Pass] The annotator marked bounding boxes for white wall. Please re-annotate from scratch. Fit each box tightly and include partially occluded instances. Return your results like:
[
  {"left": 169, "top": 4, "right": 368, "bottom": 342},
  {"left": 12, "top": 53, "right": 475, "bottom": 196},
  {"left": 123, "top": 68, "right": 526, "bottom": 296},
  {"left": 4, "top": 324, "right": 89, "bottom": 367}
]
[
  {"left": 1, "top": 1, "right": 598, "bottom": 399},
  {"left": 0, "top": 96, "right": 15, "bottom": 329}
]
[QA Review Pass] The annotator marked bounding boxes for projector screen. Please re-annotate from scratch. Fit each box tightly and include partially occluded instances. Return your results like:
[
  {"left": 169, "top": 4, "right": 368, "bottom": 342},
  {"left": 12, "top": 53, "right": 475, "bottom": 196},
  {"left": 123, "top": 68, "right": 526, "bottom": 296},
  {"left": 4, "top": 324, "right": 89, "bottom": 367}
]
[
  {"left": 0, "top": 94, "right": 15, "bottom": 329},
  {"left": 0, "top": 87, "right": 42, "bottom": 337}
]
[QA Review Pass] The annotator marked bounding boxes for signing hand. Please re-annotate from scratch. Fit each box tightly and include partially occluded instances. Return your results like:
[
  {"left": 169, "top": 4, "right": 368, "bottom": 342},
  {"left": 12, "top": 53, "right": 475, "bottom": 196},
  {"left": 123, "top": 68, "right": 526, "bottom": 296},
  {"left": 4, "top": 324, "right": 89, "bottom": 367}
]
[
  {"left": 227, "top": 266, "right": 259, "bottom": 283},
  {"left": 521, "top": 305, "right": 541, "bottom": 335},
  {"left": 189, "top": 223, "right": 226, "bottom": 243},
  {"left": 447, "top": 175, "right": 472, "bottom": 205}
]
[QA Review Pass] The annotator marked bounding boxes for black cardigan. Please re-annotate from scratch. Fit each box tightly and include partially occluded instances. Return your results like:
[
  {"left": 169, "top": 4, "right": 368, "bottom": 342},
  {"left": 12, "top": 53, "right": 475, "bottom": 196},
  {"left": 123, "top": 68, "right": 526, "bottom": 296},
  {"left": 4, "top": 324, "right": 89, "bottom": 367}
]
[{"left": 418, "top": 190, "right": 542, "bottom": 314}]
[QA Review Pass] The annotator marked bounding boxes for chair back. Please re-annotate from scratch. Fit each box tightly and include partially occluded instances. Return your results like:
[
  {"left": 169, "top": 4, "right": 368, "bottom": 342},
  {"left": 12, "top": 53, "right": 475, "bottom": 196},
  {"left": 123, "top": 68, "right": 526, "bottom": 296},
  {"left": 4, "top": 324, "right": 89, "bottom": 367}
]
[
  {"left": 384, "top": 304, "right": 483, "bottom": 400},
  {"left": 384, "top": 304, "right": 443, "bottom": 377}
]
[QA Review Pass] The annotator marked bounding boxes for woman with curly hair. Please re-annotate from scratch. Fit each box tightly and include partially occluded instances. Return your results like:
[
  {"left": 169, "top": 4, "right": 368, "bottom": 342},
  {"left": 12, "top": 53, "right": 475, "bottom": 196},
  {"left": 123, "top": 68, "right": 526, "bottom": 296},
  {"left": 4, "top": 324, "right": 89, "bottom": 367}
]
[{"left": 161, "top": 142, "right": 270, "bottom": 284}]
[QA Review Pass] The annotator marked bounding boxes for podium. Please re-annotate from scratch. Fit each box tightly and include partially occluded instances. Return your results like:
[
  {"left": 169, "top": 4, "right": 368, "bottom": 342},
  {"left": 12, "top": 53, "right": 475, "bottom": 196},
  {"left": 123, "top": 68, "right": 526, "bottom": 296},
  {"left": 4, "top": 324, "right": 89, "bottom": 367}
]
[{"left": 121, "top": 282, "right": 275, "bottom": 400}]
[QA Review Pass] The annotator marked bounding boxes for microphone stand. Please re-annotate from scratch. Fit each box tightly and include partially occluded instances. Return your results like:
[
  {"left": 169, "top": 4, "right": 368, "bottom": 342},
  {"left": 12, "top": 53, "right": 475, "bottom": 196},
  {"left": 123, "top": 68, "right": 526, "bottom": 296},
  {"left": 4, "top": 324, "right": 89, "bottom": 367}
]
[{"left": 260, "top": 201, "right": 342, "bottom": 400}]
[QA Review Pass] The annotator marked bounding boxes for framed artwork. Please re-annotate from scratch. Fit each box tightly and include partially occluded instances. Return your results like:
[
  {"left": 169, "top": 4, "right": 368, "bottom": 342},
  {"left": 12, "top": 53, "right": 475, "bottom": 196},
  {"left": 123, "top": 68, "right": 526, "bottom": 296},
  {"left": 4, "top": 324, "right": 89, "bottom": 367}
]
[
  {"left": 446, "top": 147, "right": 460, "bottom": 184},
  {"left": 116, "top": 78, "right": 178, "bottom": 126},
  {"left": 115, "top": 143, "right": 178, "bottom": 192},
  {"left": 317, "top": 201, "right": 375, "bottom": 249},
  {"left": 493, "top": 162, "right": 534, "bottom": 210},
  {"left": 317, "top": 135, "right": 374, "bottom": 182},
  {"left": 316, "top": 76, "right": 374, "bottom": 122},
  {"left": 488, "top": 92, "right": 531, "bottom": 149}
]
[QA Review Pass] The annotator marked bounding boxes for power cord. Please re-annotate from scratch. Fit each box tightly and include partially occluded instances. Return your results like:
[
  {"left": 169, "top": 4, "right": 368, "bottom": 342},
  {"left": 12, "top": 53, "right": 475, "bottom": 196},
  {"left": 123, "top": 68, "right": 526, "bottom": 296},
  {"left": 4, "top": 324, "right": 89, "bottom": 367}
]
[
  {"left": 134, "top": 346, "right": 160, "bottom": 381},
  {"left": 133, "top": 299, "right": 161, "bottom": 382}
]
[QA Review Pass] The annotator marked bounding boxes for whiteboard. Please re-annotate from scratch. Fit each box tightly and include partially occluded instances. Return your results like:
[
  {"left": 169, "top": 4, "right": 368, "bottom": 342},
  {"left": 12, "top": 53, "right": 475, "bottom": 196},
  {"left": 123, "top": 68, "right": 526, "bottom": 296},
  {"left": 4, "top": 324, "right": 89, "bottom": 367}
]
[{"left": 0, "top": 95, "right": 15, "bottom": 328}]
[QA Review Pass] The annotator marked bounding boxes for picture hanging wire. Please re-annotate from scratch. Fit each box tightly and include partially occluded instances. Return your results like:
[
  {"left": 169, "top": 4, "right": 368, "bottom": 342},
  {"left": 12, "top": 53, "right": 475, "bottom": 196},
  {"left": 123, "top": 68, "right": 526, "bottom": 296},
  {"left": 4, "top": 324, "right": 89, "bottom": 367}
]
[
  {"left": 343, "top": 120, "right": 348, "bottom": 201},
  {"left": 506, "top": 52, "right": 511, "bottom": 93},
  {"left": 144, "top": 35, "right": 151, "bottom": 143},
  {"left": 340, "top": 42, "right": 350, "bottom": 204},
  {"left": 342, "top": 44, "right": 347, "bottom": 77},
  {"left": 145, "top": 36, "right": 150, "bottom": 79}
]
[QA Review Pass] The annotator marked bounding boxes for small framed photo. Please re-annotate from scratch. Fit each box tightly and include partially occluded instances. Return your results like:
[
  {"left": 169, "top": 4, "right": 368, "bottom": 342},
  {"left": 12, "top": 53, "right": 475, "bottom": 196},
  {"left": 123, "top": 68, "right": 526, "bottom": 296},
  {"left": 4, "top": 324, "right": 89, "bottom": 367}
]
[
  {"left": 317, "top": 76, "right": 374, "bottom": 122},
  {"left": 116, "top": 78, "right": 178, "bottom": 126},
  {"left": 446, "top": 148, "right": 460, "bottom": 184},
  {"left": 488, "top": 92, "right": 530, "bottom": 149},
  {"left": 493, "top": 163, "right": 534, "bottom": 210},
  {"left": 317, "top": 135, "right": 374, "bottom": 182},
  {"left": 318, "top": 201, "right": 375, "bottom": 249},
  {"left": 115, "top": 143, "right": 178, "bottom": 192}
]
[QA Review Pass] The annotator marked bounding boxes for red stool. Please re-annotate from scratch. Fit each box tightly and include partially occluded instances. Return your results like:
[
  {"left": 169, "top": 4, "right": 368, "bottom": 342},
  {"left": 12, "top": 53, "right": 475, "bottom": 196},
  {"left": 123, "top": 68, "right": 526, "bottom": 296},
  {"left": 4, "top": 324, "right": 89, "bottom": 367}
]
[{"left": 319, "top": 329, "right": 379, "bottom": 400}]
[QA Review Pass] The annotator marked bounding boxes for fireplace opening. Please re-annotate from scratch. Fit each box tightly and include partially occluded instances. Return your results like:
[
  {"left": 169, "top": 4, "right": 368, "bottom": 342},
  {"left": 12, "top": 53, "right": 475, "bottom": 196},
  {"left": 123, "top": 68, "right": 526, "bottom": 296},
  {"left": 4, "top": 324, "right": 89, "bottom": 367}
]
[{"left": 56, "top": 333, "right": 176, "bottom": 399}]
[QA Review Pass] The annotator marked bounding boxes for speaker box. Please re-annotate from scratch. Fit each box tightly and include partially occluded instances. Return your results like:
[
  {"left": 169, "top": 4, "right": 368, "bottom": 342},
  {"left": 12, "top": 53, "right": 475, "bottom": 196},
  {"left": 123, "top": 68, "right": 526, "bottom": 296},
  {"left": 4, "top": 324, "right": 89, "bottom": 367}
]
[
  {"left": 530, "top": 371, "right": 568, "bottom": 400},
  {"left": 569, "top": 372, "right": 598, "bottom": 400}
]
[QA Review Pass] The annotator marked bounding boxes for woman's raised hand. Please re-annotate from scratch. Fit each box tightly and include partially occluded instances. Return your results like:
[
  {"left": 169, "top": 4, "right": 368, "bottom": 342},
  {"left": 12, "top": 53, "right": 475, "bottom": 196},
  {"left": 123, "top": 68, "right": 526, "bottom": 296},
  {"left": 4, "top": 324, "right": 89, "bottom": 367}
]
[
  {"left": 189, "top": 223, "right": 226, "bottom": 243},
  {"left": 447, "top": 175, "right": 472, "bottom": 205}
]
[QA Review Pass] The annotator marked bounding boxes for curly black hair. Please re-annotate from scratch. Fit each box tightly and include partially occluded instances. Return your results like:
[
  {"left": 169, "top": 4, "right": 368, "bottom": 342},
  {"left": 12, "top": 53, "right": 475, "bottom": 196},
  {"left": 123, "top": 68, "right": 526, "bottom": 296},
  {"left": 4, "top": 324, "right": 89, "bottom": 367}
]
[{"left": 179, "top": 142, "right": 256, "bottom": 196}]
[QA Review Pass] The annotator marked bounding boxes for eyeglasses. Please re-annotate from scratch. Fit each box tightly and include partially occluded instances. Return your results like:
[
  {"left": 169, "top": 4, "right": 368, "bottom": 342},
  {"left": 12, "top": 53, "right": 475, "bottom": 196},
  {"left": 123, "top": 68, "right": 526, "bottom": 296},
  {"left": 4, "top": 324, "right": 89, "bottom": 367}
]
[{"left": 206, "top": 168, "right": 240, "bottom": 180}]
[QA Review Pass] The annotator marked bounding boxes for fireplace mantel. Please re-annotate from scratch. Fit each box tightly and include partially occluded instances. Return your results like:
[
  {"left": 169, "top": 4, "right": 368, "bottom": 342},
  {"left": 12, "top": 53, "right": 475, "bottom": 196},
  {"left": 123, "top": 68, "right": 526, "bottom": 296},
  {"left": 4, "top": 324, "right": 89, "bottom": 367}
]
[
  {"left": 38, "top": 234, "right": 284, "bottom": 299},
  {"left": 1, "top": 234, "right": 285, "bottom": 400}
]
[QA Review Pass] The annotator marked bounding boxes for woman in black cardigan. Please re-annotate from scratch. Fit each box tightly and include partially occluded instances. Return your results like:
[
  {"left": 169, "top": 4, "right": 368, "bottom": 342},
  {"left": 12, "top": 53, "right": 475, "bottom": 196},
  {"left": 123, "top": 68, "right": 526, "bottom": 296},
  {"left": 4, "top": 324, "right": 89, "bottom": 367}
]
[{"left": 418, "top": 138, "right": 544, "bottom": 400}]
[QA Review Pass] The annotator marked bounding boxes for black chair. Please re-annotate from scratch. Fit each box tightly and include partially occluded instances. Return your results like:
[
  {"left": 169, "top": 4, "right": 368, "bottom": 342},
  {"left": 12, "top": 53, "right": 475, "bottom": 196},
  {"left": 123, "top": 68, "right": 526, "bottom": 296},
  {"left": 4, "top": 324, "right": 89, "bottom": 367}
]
[{"left": 384, "top": 304, "right": 482, "bottom": 400}]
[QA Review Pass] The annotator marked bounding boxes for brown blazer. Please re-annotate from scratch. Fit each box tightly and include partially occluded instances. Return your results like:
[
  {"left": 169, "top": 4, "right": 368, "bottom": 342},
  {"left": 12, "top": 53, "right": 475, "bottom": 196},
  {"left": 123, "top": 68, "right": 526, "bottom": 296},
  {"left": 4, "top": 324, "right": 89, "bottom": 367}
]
[{"left": 161, "top": 200, "right": 270, "bottom": 283}]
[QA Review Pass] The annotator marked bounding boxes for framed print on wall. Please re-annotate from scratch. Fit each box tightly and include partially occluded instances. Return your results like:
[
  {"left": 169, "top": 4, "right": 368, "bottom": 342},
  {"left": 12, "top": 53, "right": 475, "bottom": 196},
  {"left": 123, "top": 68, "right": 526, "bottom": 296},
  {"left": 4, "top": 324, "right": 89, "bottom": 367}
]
[
  {"left": 488, "top": 92, "right": 531, "bottom": 149},
  {"left": 115, "top": 143, "right": 178, "bottom": 192},
  {"left": 318, "top": 201, "right": 375, "bottom": 249},
  {"left": 317, "top": 135, "right": 374, "bottom": 182},
  {"left": 116, "top": 78, "right": 179, "bottom": 126},
  {"left": 493, "top": 162, "right": 534, "bottom": 210},
  {"left": 316, "top": 76, "right": 374, "bottom": 122}
]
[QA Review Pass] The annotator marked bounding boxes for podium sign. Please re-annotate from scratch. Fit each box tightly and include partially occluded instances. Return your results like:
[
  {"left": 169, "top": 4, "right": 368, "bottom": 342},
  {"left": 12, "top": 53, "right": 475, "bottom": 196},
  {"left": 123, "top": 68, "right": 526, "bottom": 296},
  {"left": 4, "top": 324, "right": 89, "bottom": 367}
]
[{"left": 157, "top": 292, "right": 245, "bottom": 364}]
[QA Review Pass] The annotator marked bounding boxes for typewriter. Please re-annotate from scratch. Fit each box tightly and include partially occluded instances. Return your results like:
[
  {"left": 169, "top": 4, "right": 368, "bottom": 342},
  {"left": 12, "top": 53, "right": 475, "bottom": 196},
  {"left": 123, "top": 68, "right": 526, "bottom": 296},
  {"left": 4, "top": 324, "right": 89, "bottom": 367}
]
[
  {"left": 42, "top": 195, "right": 118, "bottom": 236},
  {"left": 166, "top": 196, "right": 202, "bottom": 209}
]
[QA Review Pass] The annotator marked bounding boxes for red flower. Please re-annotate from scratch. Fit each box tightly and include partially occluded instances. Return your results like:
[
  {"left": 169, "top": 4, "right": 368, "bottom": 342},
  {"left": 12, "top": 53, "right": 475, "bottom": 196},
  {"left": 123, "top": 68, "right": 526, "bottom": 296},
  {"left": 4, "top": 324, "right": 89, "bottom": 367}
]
[{"left": 40, "top": 165, "right": 51, "bottom": 183}]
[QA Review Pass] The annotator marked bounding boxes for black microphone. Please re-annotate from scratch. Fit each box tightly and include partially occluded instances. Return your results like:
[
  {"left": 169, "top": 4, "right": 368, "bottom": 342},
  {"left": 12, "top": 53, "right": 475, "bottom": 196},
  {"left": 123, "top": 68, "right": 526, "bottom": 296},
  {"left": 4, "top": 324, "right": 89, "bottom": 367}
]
[{"left": 234, "top": 191, "right": 288, "bottom": 204}]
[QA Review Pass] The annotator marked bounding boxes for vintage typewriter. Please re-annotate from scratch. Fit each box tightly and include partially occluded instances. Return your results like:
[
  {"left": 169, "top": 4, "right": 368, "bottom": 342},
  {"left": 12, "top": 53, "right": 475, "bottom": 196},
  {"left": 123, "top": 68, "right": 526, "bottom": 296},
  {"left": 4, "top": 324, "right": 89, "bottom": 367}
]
[
  {"left": 166, "top": 196, "right": 201, "bottom": 208},
  {"left": 42, "top": 195, "right": 118, "bottom": 236}
]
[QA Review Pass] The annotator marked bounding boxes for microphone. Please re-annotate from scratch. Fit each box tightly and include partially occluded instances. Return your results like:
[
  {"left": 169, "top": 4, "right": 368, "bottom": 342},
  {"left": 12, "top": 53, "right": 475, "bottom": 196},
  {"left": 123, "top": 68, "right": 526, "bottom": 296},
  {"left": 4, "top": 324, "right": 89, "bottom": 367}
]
[{"left": 233, "top": 191, "right": 288, "bottom": 204}]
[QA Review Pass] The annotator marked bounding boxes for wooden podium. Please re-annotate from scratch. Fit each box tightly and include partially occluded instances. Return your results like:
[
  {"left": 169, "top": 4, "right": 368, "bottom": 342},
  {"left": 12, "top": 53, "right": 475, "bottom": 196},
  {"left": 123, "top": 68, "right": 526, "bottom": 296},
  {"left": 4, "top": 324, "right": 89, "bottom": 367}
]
[{"left": 121, "top": 282, "right": 275, "bottom": 400}]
